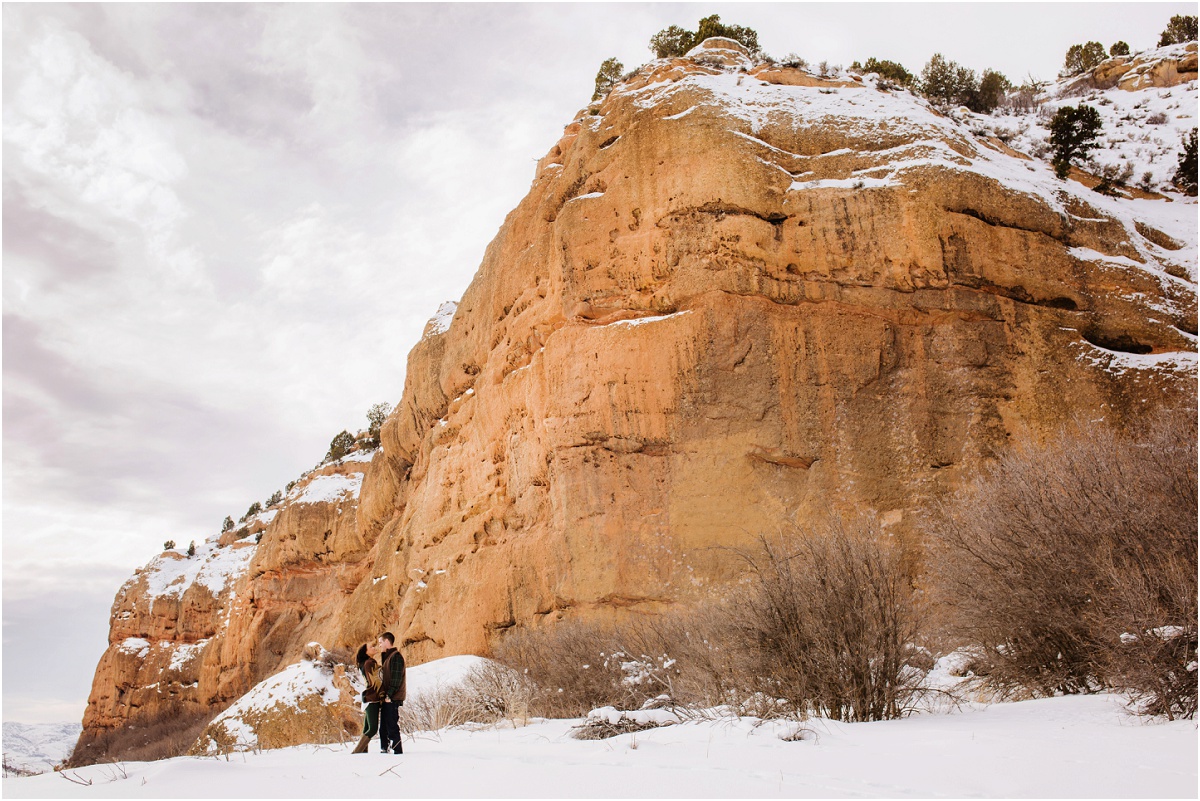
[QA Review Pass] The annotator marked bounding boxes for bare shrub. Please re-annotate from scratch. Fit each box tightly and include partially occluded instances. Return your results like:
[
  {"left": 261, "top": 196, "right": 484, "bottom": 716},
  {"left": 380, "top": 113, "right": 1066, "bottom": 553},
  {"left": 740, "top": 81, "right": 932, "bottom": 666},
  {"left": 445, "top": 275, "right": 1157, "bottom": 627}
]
[
  {"left": 725, "top": 517, "right": 925, "bottom": 722},
  {"left": 458, "top": 660, "right": 536, "bottom": 724},
  {"left": 490, "top": 522, "right": 928, "bottom": 724},
  {"left": 490, "top": 605, "right": 748, "bottom": 720},
  {"left": 928, "top": 410, "right": 1197, "bottom": 718},
  {"left": 3, "top": 754, "right": 42, "bottom": 777},
  {"left": 491, "top": 621, "right": 627, "bottom": 718},
  {"left": 396, "top": 686, "right": 481, "bottom": 734},
  {"left": 618, "top": 605, "right": 739, "bottom": 710},
  {"left": 570, "top": 716, "right": 666, "bottom": 740},
  {"left": 310, "top": 644, "right": 354, "bottom": 671}
]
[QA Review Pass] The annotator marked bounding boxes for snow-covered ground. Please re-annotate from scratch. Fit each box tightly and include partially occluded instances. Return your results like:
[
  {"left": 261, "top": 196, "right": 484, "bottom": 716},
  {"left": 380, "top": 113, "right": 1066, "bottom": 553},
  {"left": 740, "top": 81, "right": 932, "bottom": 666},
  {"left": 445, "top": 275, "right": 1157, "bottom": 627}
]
[
  {"left": 4, "top": 693, "right": 1195, "bottom": 798},
  {"left": 2, "top": 722, "right": 81, "bottom": 776}
]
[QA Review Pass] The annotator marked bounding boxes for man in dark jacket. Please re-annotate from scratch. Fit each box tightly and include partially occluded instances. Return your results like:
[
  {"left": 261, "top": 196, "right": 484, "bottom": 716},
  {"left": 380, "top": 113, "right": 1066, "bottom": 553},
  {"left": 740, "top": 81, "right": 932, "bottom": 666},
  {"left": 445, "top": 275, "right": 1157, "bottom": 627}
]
[{"left": 377, "top": 632, "right": 407, "bottom": 755}]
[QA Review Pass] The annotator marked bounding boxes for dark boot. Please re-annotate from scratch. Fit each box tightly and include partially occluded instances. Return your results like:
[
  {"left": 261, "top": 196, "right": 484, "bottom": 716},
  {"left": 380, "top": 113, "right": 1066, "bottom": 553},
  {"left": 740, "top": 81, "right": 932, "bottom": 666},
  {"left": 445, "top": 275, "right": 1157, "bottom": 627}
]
[
  {"left": 393, "top": 737, "right": 403, "bottom": 755},
  {"left": 351, "top": 734, "right": 371, "bottom": 754}
]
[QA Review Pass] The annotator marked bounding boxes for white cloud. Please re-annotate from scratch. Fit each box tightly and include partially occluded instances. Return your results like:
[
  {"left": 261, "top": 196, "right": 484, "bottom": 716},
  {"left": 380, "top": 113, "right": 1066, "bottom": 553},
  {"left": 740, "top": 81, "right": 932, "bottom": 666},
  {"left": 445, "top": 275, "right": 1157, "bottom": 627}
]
[{"left": 5, "top": 18, "right": 199, "bottom": 290}]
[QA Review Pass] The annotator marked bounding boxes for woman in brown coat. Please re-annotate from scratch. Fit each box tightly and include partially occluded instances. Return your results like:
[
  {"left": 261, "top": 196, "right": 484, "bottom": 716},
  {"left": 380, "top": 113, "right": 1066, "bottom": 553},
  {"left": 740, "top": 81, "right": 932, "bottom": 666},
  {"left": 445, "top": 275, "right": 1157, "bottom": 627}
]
[{"left": 351, "top": 642, "right": 383, "bottom": 754}]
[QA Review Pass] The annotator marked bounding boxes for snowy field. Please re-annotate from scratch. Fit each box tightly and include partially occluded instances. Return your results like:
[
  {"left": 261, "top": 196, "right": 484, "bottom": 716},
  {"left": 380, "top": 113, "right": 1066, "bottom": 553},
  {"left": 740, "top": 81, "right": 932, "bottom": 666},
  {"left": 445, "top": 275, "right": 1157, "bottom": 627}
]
[{"left": 5, "top": 693, "right": 1195, "bottom": 799}]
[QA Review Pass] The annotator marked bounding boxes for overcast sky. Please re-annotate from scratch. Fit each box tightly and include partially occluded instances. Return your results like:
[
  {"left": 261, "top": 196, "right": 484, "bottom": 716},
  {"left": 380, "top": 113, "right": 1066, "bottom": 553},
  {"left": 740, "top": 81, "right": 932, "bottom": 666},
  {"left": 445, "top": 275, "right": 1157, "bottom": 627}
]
[{"left": 3, "top": 2, "right": 1191, "bottom": 726}]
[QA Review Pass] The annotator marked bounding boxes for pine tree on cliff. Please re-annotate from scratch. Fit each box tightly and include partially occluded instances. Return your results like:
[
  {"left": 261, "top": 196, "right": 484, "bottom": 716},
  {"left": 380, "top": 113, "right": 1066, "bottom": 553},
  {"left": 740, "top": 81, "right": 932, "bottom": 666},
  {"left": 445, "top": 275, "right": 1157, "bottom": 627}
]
[
  {"left": 1062, "top": 42, "right": 1107, "bottom": 77},
  {"left": 1159, "top": 14, "right": 1198, "bottom": 46},
  {"left": 1049, "top": 104, "right": 1103, "bottom": 179},
  {"left": 592, "top": 57, "right": 624, "bottom": 100},
  {"left": 648, "top": 15, "right": 759, "bottom": 58},
  {"left": 1173, "top": 129, "right": 1198, "bottom": 195}
]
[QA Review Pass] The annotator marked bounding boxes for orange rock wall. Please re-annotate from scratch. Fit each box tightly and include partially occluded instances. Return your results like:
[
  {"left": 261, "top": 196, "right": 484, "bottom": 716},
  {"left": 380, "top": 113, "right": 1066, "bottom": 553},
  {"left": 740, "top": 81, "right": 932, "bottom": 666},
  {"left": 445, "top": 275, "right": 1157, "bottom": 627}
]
[{"left": 78, "top": 39, "right": 1196, "bottom": 758}]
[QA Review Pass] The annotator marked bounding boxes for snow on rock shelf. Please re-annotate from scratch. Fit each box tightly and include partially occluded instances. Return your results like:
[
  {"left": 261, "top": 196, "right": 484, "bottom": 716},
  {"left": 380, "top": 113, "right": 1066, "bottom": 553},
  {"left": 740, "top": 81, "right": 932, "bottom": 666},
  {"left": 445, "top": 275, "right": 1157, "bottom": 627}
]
[{"left": 291, "top": 472, "right": 363, "bottom": 505}]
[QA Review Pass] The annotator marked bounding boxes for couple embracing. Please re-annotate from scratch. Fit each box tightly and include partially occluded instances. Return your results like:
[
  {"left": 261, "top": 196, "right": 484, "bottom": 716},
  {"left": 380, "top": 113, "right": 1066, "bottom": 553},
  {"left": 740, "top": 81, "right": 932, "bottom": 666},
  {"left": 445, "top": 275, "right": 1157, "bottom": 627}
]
[{"left": 352, "top": 632, "right": 407, "bottom": 754}]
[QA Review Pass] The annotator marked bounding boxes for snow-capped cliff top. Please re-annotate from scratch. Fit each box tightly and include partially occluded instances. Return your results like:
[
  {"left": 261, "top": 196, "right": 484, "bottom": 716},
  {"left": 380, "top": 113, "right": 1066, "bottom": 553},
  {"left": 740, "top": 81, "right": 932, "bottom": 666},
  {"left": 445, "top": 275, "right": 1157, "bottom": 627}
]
[
  {"left": 611, "top": 50, "right": 1195, "bottom": 291},
  {"left": 135, "top": 539, "right": 254, "bottom": 601}
]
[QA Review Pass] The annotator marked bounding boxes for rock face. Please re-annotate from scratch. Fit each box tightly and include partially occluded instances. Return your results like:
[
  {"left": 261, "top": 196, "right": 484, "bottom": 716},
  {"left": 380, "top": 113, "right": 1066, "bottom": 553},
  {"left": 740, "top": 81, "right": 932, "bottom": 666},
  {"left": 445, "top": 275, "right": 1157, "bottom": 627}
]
[
  {"left": 74, "top": 456, "right": 374, "bottom": 763},
  {"left": 1067, "top": 41, "right": 1198, "bottom": 93},
  {"left": 77, "top": 38, "right": 1197, "bottom": 760}
]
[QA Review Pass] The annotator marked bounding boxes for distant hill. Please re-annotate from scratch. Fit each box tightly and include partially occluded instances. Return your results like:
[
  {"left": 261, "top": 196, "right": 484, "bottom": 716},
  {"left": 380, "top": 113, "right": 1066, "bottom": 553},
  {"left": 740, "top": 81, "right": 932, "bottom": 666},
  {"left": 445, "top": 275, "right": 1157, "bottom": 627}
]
[{"left": 3, "top": 721, "right": 81, "bottom": 775}]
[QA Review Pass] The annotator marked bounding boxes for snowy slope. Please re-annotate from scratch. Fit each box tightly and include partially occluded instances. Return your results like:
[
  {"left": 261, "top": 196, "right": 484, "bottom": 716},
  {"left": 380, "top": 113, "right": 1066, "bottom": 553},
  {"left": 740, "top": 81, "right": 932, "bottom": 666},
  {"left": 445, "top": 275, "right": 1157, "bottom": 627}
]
[
  {"left": 964, "top": 43, "right": 1197, "bottom": 196},
  {"left": 4, "top": 694, "right": 1195, "bottom": 798},
  {"left": 2, "top": 722, "right": 81, "bottom": 775}
]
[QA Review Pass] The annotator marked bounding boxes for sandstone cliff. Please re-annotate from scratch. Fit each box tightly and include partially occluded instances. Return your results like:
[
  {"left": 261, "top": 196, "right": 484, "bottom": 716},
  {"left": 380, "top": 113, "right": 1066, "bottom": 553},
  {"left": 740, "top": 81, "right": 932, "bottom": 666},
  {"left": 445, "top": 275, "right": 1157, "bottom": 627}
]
[
  {"left": 1063, "top": 41, "right": 1197, "bottom": 93},
  {"left": 77, "top": 38, "right": 1197, "bottom": 761}
]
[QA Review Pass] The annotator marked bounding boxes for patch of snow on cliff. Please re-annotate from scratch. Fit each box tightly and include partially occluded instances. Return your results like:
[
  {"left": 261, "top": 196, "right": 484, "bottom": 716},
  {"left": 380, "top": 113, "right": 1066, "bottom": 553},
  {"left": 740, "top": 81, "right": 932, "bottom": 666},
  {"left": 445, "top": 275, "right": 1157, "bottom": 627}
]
[
  {"left": 236, "top": 508, "right": 278, "bottom": 531},
  {"left": 294, "top": 473, "right": 362, "bottom": 505},
  {"left": 141, "top": 540, "right": 253, "bottom": 600},
  {"left": 193, "top": 544, "right": 252, "bottom": 596},
  {"left": 425, "top": 300, "right": 457, "bottom": 337},
  {"left": 604, "top": 310, "right": 693, "bottom": 328},
  {"left": 1067, "top": 246, "right": 1147, "bottom": 270},
  {"left": 167, "top": 639, "right": 209, "bottom": 671},
  {"left": 663, "top": 105, "right": 698, "bottom": 120},
  {"left": 117, "top": 637, "right": 151, "bottom": 657},
  {"left": 340, "top": 448, "right": 376, "bottom": 463},
  {"left": 1076, "top": 341, "right": 1198, "bottom": 375},
  {"left": 789, "top": 175, "right": 898, "bottom": 191}
]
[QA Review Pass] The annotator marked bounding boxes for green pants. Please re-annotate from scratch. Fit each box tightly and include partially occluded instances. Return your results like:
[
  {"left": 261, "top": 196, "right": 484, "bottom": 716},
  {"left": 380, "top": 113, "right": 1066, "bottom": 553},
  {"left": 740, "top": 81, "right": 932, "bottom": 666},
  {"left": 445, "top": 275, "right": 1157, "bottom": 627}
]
[{"left": 362, "top": 702, "right": 380, "bottom": 739}]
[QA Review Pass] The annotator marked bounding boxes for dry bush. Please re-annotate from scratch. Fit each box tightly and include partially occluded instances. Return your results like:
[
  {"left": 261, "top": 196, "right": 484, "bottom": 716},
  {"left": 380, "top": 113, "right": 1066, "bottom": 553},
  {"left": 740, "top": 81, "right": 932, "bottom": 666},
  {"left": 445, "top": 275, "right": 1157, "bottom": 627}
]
[
  {"left": 2, "top": 755, "right": 43, "bottom": 777},
  {"left": 928, "top": 410, "right": 1197, "bottom": 718},
  {"left": 570, "top": 716, "right": 666, "bottom": 740},
  {"left": 458, "top": 660, "right": 536, "bottom": 724},
  {"left": 613, "top": 606, "right": 739, "bottom": 710},
  {"left": 725, "top": 517, "right": 925, "bottom": 722},
  {"left": 396, "top": 686, "right": 482, "bottom": 734},
  {"left": 490, "top": 608, "right": 743, "bottom": 719},
  {"left": 308, "top": 643, "right": 355, "bottom": 671},
  {"left": 489, "top": 522, "right": 927, "bottom": 724},
  {"left": 491, "top": 621, "right": 628, "bottom": 718}
]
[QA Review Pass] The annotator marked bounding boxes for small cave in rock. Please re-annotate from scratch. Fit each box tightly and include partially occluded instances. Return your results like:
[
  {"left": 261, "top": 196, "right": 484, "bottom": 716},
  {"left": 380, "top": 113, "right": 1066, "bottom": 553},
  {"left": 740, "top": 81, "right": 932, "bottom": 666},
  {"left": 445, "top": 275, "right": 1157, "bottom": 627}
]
[{"left": 1081, "top": 328, "right": 1154, "bottom": 354}]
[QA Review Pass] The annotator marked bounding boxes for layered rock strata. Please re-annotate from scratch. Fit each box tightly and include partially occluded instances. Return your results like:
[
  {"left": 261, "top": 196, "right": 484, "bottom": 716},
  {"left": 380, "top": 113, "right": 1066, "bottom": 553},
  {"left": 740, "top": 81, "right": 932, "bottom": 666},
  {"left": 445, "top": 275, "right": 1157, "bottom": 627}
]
[{"left": 78, "top": 38, "right": 1197, "bottom": 758}]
